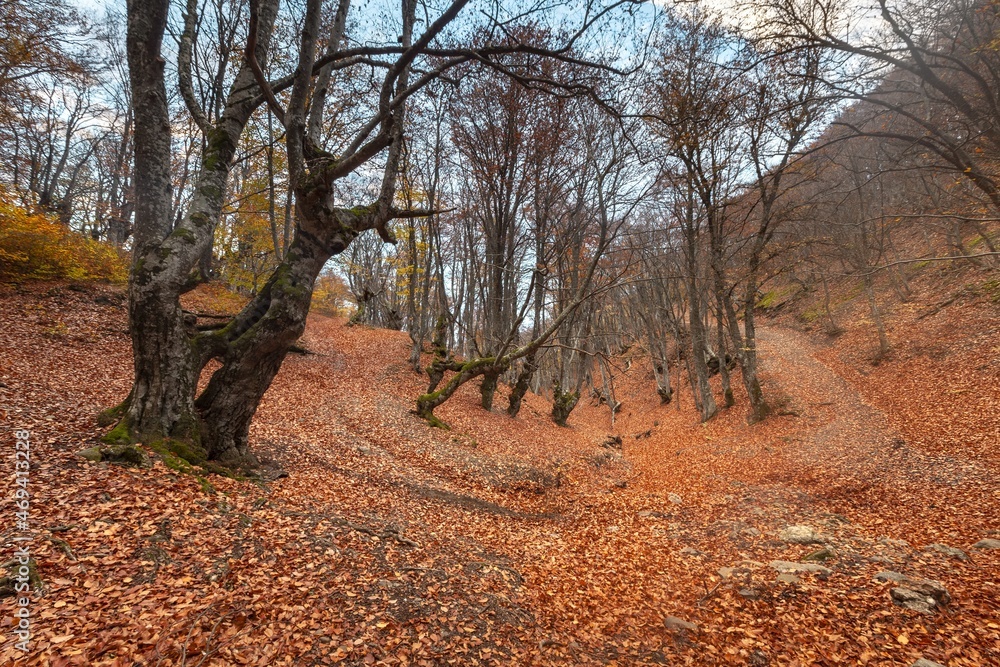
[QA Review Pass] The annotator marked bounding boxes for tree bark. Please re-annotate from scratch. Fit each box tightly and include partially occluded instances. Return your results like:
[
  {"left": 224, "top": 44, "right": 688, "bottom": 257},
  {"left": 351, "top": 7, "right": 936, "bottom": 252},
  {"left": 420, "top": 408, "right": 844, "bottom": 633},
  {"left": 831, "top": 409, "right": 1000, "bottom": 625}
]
[
  {"left": 722, "top": 268, "right": 769, "bottom": 423},
  {"left": 550, "top": 380, "right": 579, "bottom": 427},
  {"left": 196, "top": 230, "right": 332, "bottom": 464},
  {"left": 479, "top": 369, "right": 501, "bottom": 411},
  {"left": 506, "top": 353, "right": 536, "bottom": 417},
  {"left": 113, "top": 0, "right": 283, "bottom": 462},
  {"left": 118, "top": 0, "right": 199, "bottom": 449}
]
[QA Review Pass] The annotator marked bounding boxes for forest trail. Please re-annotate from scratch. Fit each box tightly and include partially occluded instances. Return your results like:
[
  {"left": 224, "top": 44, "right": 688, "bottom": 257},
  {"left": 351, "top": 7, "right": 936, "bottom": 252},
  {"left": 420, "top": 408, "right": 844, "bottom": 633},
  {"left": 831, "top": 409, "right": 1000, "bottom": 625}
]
[{"left": 756, "top": 326, "right": 1000, "bottom": 546}]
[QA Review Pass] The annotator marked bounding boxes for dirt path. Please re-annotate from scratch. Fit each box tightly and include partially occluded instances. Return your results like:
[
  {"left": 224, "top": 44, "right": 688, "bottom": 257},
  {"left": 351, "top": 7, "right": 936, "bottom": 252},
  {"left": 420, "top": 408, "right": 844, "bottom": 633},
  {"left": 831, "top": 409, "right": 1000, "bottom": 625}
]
[{"left": 757, "top": 325, "right": 1000, "bottom": 545}]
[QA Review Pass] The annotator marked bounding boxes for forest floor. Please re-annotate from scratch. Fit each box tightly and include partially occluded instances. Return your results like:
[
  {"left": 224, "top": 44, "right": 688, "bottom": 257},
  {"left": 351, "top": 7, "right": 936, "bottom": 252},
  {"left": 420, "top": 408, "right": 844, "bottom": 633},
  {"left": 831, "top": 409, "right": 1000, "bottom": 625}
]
[{"left": 0, "top": 279, "right": 998, "bottom": 666}]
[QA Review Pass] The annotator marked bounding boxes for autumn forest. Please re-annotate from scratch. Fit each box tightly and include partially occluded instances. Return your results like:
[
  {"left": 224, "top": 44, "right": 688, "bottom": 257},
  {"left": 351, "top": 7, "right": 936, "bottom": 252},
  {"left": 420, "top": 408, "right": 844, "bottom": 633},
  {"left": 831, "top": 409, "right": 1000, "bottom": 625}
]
[{"left": 0, "top": 0, "right": 999, "bottom": 664}]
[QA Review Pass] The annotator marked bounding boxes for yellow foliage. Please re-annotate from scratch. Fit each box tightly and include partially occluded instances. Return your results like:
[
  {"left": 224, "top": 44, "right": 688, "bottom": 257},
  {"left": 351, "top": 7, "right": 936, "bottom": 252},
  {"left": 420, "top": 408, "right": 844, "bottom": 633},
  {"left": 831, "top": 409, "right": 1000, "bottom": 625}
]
[
  {"left": 0, "top": 192, "right": 127, "bottom": 282},
  {"left": 312, "top": 273, "right": 352, "bottom": 317},
  {"left": 215, "top": 186, "right": 279, "bottom": 294}
]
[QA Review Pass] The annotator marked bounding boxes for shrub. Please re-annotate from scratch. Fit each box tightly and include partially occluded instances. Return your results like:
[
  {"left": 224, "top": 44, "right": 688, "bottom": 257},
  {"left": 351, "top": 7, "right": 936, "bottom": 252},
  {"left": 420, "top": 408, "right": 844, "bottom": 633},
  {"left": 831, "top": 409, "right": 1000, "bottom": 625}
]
[{"left": 0, "top": 192, "right": 127, "bottom": 282}]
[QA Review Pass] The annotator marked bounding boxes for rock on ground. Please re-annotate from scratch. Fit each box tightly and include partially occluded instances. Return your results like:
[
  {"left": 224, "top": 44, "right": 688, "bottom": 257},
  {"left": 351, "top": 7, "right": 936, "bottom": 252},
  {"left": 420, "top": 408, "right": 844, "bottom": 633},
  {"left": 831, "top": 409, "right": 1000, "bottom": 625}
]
[
  {"left": 874, "top": 571, "right": 950, "bottom": 614},
  {"left": 925, "top": 543, "right": 967, "bottom": 560},
  {"left": 769, "top": 560, "right": 831, "bottom": 575},
  {"left": 663, "top": 616, "right": 699, "bottom": 633},
  {"left": 779, "top": 525, "right": 823, "bottom": 544},
  {"left": 972, "top": 538, "right": 1000, "bottom": 549}
]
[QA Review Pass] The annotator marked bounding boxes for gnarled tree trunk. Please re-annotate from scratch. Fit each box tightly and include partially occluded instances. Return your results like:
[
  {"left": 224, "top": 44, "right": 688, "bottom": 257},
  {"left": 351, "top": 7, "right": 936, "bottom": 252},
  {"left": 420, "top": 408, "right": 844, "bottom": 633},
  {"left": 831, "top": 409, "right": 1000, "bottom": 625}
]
[
  {"left": 112, "top": 0, "right": 280, "bottom": 463},
  {"left": 196, "top": 204, "right": 372, "bottom": 464},
  {"left": 550, "top": 380, "right": 579, "bottom": 427}
]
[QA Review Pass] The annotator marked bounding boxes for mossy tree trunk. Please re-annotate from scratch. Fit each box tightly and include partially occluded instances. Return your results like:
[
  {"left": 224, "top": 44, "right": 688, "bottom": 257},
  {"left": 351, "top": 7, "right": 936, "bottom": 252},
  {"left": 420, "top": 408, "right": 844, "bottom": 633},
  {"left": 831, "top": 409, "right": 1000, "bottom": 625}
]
[
  {"left": 715, "top": 292, "right": 735, "bottom": 409},
  {"left": 507, "top": 263, "right": 546, "bottom": 417},
  {"left": 195, "top": 206, "right": 376, "bottom": 464},
  {"left": 506, "top": 353, "right": 537, "bottom": 417},
  {"left": 114, "top": 0, "right": 281, "bottom": 464},
  {"left": 416, "top": 238, "right": 608, "bottom": 428},
  {"left": 479, "top": 369, "right": 502, "bottom": 411},
  {"left": 718, "top": 235, "right": 770, "bottom": 424},
  {"left": 416, "top": 357, "right": 505, "bottom": 427},
  {"left": 113, "top": 0, "right": 429, "bottom": 469},
  {"left": 550, "top": 380, "right": 579, "bottom": 427},
  {"left": 734, "top": 275, "right": 770, "bottom": 423},
  {"left": 864, "top": 273, "right": 891, "bottom": 357},
  {"left": 687, "top": 279, "right": 717, "bottom": 422},
  {"left": 425, "top": 316, "right": 461, "bottom": 392}
]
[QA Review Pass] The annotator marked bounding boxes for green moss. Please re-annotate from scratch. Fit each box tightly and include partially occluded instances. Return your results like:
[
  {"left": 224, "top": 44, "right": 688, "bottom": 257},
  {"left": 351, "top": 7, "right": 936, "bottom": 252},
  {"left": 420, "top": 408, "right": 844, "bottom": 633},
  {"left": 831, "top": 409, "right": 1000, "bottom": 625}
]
[
  {"left": 269, "top": 263, "right": 309, "bottom": 301},
  {"left": 756, "top": 290, "right": 777, "bottom": 309},
  {"left": 80, "top": 443, "right": 150, "bottom": 467},
  {"left": 756, "top": 286, "right": 801, "bottom": 310},
  {"left": 102, "top": 420, "right": 131, "bottom": 445},
  {"left": 97, "top": 399, "right": 129, "bottom": 427},
  {"left": 203, "top": 128, "right": 234, "bottom": 174},
  {"left": 799, "top": 306, "right": 823, "bottom": 323},
  {"left": 147, "top": 437, "right": 207, "bottom": 467},
  {"left": 0, "top": 557, "right": 42, "bottom": 597},
  {"left": 980, "top": 278, "right": 1000, "bottom": 303},
  {"left": 161, "top": 452, "right": 194, "bottom": 474},
  {"left": 77, "top": 447, "right": 103, "bottom": 462},
  {"left": 190, "top": 212, "right": 213, "bottom": 229},
  {"left": 171, "top": 412, "right": 203, "bottom": 446},
  {"left": 416, "top": 356, "right": 500, "bottom": 428},
  {"left": 831, "top": 282, "right": 864, "bottom": 307},
  {"left": 197, "top": 476, "right": 217, "bottom": 495},
  {"left": 102, "top": 406, "right": 207, "bottom": 470},
  {"left": 967, "top": 232, "right": 996, "bottom": 249},
  {"left": 170, "top": 227, "right": 196, "bottom": 244},
  {"left": 203, "top": 460, "right": 242, "bottom": 479},
  {"left": 348, "top": 204, "right": 377, "bottom": 217},
  {"left": 103, "top": 444, "right": 150, "bottom": 468},
  {"left": 423, "top": 412, "right": 451, "bottom": 430}
]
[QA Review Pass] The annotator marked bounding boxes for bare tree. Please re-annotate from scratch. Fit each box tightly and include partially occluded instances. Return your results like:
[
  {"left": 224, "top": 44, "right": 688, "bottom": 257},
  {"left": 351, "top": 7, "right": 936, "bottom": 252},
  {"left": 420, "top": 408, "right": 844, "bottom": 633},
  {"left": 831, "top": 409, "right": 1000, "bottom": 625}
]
[
  {"left": 766, "top": 0, "right": 1000, "bottom": 256},
  {"left": 111, "top": 0, "right": 644, "bottom": 467},
  {"left": 415, "top": 108, "right": 644, "bottom": 428}
]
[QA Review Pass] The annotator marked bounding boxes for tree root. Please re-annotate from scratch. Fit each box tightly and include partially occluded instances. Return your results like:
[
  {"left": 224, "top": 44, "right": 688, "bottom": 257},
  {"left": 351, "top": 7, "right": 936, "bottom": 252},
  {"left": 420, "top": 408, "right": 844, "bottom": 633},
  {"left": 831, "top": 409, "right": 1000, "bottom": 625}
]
[{"left": 335, "top": 518, "right": 420, "bottom": 548}]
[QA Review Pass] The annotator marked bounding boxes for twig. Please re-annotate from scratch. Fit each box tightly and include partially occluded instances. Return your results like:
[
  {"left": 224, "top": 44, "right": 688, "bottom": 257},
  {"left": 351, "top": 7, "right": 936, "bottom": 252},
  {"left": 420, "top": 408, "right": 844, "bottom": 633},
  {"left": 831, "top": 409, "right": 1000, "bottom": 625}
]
[
  {"left": 48, "top": 536, "right": 76, "bottom": 561},
  {"left": 916, "top": 291, "right": 964, "bottom": 320},
  {"left": 697, "top": 582, "right": 722, "bottom": 607}
]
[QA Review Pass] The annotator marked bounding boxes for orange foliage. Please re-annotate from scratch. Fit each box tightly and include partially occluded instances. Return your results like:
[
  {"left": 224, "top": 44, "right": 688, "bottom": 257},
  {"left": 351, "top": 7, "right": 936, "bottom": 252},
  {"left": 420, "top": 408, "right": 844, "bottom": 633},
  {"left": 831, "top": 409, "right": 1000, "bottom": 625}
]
[
  {"left": 0, "top": 191, "right": 127, "bottom": 282},
  {"left": 180, "top": 281, "right": 250, "bottom": 317},
  {"left": 312, "top": 272, "right": 352, "bottom": 316}
]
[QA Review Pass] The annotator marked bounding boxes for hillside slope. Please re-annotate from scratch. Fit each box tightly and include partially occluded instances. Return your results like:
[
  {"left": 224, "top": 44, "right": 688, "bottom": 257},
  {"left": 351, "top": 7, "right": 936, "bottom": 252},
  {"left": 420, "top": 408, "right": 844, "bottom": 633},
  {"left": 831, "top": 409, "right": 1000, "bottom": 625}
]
[{"left": 0, "top": 281, "right": 998, "bottom": 666}]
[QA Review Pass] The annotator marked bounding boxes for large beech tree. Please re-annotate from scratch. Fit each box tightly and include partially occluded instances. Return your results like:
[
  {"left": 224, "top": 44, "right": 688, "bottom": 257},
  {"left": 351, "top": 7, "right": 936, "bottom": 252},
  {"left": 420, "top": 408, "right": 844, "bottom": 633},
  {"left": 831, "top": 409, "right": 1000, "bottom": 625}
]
[{"left": 111, "top": 0, "right": 637, "bottom": 468}]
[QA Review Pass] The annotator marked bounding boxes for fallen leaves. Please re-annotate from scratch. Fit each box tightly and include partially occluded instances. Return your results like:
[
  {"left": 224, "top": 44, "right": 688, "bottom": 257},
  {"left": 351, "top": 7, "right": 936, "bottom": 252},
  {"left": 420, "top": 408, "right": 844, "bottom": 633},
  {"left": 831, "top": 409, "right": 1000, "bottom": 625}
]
[{"left": 0, "top": 280, "right": 998, "bottom": 665}]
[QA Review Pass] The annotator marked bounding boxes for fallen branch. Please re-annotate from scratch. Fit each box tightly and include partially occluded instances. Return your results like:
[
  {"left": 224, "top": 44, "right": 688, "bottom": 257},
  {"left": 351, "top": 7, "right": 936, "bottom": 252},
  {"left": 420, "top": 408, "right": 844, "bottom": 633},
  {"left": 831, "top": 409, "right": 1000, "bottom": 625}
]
[
  {"left": 916, "top": 291, "right": 964, "bottom": 320},
  {"left": 48, "top": 536, "right": 76, "bottom": 561}
]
